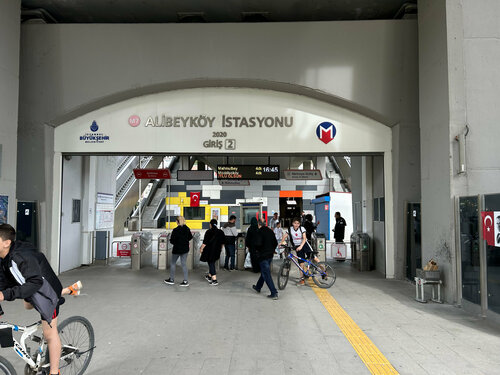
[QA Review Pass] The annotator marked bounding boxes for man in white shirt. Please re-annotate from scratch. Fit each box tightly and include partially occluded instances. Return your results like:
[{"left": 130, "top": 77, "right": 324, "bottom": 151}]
[
  {"left": 281, "top": 217, "right": 318, "bottom": 285},
  {"left": 269, "top": 212, "right": 279, "bottom": 229}
]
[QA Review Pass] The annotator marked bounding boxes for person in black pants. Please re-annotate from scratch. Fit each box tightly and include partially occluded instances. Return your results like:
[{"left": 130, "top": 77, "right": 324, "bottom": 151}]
[
  {"left": 252, "top": 220, "right": 279, "bottom": 300},
  {"left": 222, "top": 215, "right": 238, "bottom": 271},
  {"left": 164, "top": 216, "right": 193, "bottom": 286},
  {"left": 200, "top": 219, "right": 225, "bottom": 286},
  {"left": 245, "top": 217, "right": 260, "bottom": 273},
  {"left": 303, "top": 214, "right": 319, "bottom": 242},
  {"left": 332, "top": 212, "right": 347, "bottom": 242}
]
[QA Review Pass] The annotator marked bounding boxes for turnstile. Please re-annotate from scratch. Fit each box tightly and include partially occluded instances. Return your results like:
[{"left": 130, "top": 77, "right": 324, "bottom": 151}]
[
  {"left": 131, "top": 231, "right": 153, "bottom": 270},
  {"left": 236, "top": 233, "right": 246, "bottom": 270},
  {"left": 314, "top": 233, "right": 326, "bottom": 262},
  {"left": 157, "top": 232, "right": 169, "bottom": 270}
]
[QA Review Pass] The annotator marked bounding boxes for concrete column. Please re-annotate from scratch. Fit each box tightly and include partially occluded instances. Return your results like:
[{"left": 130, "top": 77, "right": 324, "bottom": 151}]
[
  {"left": 50, "top": 152, "right": 63, "bottom": 272},
  {"left": 81, "top": 156, "right": 97, "bottom": 265},
  {"left": 419, "top": 0, "right": 455, "bottom": 302},
  {"left": 361, "top": 156, "right": 373, "bottom": 237},
  {"left": 419, "top": 0, "right": 485, "bottom": 303},
  {"left": 0, "top": 1, "right": 20, "bottom": 226}
]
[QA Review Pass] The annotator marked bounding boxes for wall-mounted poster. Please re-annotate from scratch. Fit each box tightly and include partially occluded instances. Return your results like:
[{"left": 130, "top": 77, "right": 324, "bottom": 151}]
[
  {"left": 495, "top": 211, "right": 500, "bottom": 247},
  {"left": 0, "top": 196, "right": 7, "bottom": 224},
  {"left": 211, "top": 207, "right": 220, "bottom": 222}
]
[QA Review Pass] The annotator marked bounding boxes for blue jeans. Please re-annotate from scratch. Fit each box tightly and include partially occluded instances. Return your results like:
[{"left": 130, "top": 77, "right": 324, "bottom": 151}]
[
  {"left": 224, "top": 243, "right": 236, "bottom": 269},
  {"left": 255, "top": 258, "right": 277, "bottom": 296}
]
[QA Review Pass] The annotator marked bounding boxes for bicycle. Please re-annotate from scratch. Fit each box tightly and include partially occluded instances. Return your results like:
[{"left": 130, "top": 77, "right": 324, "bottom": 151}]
[
  {"left": 0, "top": 304, "right": 95, "bottom": 375},
  {"left": 277, "top": 245, "right": 336, "bottom": 290}
]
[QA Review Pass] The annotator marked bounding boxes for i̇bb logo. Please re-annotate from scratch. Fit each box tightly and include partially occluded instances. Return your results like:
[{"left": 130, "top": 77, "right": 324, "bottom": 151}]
[{"left": 128, "top": 115, "right": 141, "bottom": 127}]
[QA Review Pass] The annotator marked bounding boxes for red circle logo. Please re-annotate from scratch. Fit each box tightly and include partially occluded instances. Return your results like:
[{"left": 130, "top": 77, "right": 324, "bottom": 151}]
[{"left": 128, "top": 115, "right": 141, "bottom": 127}]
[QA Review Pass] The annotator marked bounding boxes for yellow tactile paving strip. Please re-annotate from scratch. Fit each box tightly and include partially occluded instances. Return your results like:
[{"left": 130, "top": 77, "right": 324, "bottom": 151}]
[{"left": 310, "top": 281, "right": 399, "bottom": 375}]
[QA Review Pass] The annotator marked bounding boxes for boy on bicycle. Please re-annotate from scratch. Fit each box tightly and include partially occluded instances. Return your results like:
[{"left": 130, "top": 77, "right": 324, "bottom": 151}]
[
  {"left": 0, "top": 224, "right": 81, "bottom": 375},
  {"left": 281, "top": 217, "right": 320, "bottom": 285}
]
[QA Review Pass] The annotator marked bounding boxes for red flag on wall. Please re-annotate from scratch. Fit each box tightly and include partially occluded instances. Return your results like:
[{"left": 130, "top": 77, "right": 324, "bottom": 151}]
[
  {"left": 190, "top": 192, "right": 200, "bottom": 207},
  {"left": 482, "top": 211, "right": 494, "bottom": 246}
]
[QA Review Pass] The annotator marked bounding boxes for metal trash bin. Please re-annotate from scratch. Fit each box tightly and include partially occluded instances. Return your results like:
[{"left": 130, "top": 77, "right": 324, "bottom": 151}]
[
  {"left": 314, "top": 233, "right": 326, "bottom": 262},
  {"left": 358, "top": 233, "right": 370, "bottom": 271},
  {"left": 350, "top": 232, "right": 361, "bottom": 267},
  {"left": 130, "top": 231, "right": 153, "bottom": 270},
  {"left": 157, "top": 232, "right": 169, "bottom": 270},
  {"left": 236, "top": 233, "right": 246, "bottom": 270}
]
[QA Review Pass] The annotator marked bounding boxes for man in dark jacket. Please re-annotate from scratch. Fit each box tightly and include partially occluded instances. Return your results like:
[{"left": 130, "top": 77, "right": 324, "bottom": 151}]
[
  {"left": 252, "top": 220, "right": 278, "bottom": 300},
  {"left": 303, "top": 214, "right": 319, "bottom": 241},
  {"left": 332, "top": 212, "right": 347, "bottom": 242},
  {"left": 245, "top": 217, "right": 260, "bottom": 273},
  {"left": 0, "top": 224, "right": 63, "bottom": 375}
]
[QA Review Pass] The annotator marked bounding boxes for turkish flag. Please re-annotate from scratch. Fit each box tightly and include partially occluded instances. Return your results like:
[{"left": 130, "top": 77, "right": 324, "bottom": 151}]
[
  {"left": 482, "top": 211, "right": 494, "bottom": 246},
  {"left": 190, "top": 192, "right": 200, "bottom": 207}
]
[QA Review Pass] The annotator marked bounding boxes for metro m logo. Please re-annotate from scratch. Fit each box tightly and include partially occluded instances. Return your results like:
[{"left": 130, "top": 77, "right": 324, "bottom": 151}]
[{"left": 316, "top": 122, "right": 337, "bottom": 144}]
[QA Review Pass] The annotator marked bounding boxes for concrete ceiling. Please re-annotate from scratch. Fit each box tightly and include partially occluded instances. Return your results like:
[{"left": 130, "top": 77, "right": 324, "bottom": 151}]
[{"left": 21, "top": 0, "right": 417, "bottom": 23}]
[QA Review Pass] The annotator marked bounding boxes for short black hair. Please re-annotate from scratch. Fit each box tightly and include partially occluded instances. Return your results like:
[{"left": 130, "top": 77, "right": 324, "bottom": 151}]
[
  {"left": 210, "top": 219, "right": 218, "bottom": 227},
  {"left": 229, "top": 215, "right": 236, "bottom": 221},
  {"left": 0, "top": 224, "right": 15, "bottom": 242},
  {"left": 305, "top": 214, "right": 313, "bottom": 221},
  {"left": 292, "top": 217, "right": 301, "bottom": 223}
]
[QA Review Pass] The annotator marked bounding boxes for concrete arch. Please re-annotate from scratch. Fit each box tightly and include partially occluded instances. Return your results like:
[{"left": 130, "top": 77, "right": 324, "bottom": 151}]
[{"left": 49, "top": 79, "right": 393, "bottom": 129}]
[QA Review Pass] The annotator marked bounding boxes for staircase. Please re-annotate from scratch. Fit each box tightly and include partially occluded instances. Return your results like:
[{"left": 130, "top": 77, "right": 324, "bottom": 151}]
[
  {"left": 113, "top": 155, "right": 164, "bottom": 236},
  {"left": 141, "top": 187, "right": 166, "bottom": 228}
]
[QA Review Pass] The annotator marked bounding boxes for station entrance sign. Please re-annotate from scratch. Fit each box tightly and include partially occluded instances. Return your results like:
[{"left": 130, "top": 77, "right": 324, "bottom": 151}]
[{"left": 133, "top": 169, "right": 171, "bottom": 179}]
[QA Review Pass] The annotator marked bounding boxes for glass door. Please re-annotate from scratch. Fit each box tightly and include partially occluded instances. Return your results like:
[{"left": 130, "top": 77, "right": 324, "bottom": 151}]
[
  {"left": 406, "top": 203, "right": 421, "bottom": 280},
  {"left": 484, "top": 194, "right": 500, "bottom": 314},
  {"left": 459, "top": 196, "right": 480, "bottom": 305}
]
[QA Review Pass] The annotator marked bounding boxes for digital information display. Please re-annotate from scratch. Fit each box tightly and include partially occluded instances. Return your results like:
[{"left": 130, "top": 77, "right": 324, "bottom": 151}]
[{"left": 217, "top": 165, "right": 280, "bottom": 180}]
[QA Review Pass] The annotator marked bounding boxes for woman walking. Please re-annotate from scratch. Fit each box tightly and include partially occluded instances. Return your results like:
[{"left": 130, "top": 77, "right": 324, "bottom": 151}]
[
  {"left": 200, "top": 219, "right": 225, "bottom": 286},
  {"left": 164, "top": 216, "right": 193, "bottom": 287},
  {"left": 245, "top": 217, "right": 261, "bottom": 273}
]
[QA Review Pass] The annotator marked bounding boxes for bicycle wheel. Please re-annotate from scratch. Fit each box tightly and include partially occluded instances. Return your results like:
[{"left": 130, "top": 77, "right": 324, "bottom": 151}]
[
  {"left": 0, "top": 356, "right": 16, "bottom": 375},
  {"left": 45, "top": 316, "right": 95, "bottom": 375},
  {"left": 311, "top": 262, "right": 336, "bottom": 288},
  {"left": 277, "top": 260, "right": 291, "bottom": 290}
]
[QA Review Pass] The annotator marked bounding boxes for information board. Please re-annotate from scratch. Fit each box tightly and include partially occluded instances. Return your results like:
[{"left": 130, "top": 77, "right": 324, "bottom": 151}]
[
  {"left": 217, "top": 165, "right": 279, "bottom": 180},
  {"left": 96, "top": 193, "right": 114, "bottom": 230}
]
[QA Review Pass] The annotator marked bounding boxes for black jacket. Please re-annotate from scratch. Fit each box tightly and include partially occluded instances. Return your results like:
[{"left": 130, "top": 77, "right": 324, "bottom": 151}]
[
  {"left": 333, "top": 217, "right": 347, "bottom": 241},
  {"left": 170, "top": 225, "right": 193, "bottom": 254},
  {"left": 245, "top": 225, "right": 259, "bottom": 253},
  {"left": 256, "top": 226, "right": 278, "bottom": 262},
  {"left": 303, "top": 220, "right": 317, "bottom": 240},
  {"left": 200, "top": 228, "right": 225, "bottom": 263},
  {"left": 0, "top": 242, "right": 63, "bottom": 324},
  {"left": 0, "top": 241, "right": 62, "bottom": 301}
]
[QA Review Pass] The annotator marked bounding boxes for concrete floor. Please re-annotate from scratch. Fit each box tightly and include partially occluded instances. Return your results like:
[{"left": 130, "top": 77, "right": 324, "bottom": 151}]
[{"left": 1, "top": 261, "right": 500, "bottom": 375}]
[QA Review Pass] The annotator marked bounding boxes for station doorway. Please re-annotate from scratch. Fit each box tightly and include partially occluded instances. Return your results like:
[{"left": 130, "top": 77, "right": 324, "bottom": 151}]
[{"left": 57, "top": 153, "right": 386, "bottom": 277}]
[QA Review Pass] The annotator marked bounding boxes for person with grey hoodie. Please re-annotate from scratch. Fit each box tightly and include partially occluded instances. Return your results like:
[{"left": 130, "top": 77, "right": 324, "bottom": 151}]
[{"left": 222, "top": 215, "right": 238, "bottom": 270}]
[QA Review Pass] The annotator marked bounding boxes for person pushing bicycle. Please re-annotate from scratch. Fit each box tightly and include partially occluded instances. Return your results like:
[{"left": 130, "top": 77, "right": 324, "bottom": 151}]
[
  {"left": 281, "top": 217, "right": 320, "bottom": 285},
  {"left": 0, "top": 224, "right": 81, "bottom": 375}
]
